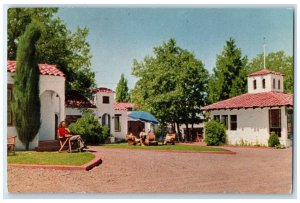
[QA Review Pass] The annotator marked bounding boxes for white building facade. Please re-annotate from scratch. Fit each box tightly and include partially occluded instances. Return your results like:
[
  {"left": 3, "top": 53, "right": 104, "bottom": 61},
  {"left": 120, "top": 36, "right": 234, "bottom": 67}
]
[
  {"left": 202, "top": 69, "right": 293, "bottom": 147},
  {"left": 7, "top": 61, "right": 65, "bottom": 150}
]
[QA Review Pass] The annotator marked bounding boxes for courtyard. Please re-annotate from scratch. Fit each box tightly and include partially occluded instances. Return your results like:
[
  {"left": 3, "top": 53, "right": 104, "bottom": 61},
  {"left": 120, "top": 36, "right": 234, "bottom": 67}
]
[{"left": 7, "top": 145, "right": 292, "bottom": 194}]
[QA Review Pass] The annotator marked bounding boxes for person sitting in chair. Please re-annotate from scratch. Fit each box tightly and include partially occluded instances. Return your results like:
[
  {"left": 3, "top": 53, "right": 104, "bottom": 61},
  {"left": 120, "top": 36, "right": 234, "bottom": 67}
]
[
  {"left": 139, "top": 128, "right": 147, "bottom": 146},
  {"left": 163, "top": 131, "right": 176, "bottom": 145},
  {"left": 126, "top": 131, "right": 140, "bottom": 144},
  {"left": 58, "top": 121, "right": 87, "bottom": 151}
]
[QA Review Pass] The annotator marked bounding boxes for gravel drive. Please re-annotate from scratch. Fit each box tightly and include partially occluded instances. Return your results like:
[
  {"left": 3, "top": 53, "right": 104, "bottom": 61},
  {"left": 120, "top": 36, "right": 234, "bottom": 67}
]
[{"left": 7, "top": 146, "right": 292, "bottom": 194}]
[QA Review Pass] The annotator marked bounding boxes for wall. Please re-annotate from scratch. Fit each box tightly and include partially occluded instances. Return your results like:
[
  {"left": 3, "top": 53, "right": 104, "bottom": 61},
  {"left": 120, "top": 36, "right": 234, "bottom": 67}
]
[{"left": 209, "top": 107, "right": 290, "bottom": 147}]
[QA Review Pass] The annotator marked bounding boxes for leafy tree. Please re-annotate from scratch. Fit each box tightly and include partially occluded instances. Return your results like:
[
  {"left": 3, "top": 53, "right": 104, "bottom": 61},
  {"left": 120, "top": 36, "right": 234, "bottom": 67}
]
[
  {"left": 268, "top": 132, "right": 280, "bottom": 147},
  {"left": 248, "top": 51, "right": 293, "bottom": 93},
  {"left": 12, "top": 20, "right": 42, "bottom": 150},
  {"left": 131, "top": 38, "right": 209, "bottom": 139},
  {"left": 69, "top": 110, "right": 109, "bottom": 145},
  {"left": 8, "top": 8, "right": 96, "bottom": 97},
  {"left": 116, "top": 73, "right": 130, "bottom": 102},
  {"left": 208, "top": 38, "right": 248, "bottom": 103}
]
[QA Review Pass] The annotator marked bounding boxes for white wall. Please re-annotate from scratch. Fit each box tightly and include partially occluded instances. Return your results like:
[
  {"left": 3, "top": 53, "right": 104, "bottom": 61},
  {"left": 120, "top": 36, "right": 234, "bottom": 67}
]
[
  {"left": 209, "top": 107, "right": 290, "bottom": 147},
  {"left": 248, "top": 74, "right": 284, "bottom": 94},
  {"left": 112, "top": 110, "right": 128, "bottom": 139}
]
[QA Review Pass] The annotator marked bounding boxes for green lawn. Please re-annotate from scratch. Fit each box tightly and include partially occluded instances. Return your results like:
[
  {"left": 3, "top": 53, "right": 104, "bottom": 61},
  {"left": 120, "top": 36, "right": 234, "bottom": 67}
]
[
  {"left": 7, "top": 151, "right": 95, "bottom": 166},
  {"left": 101, "top": 143, "right": 228, "bottom": 152}
]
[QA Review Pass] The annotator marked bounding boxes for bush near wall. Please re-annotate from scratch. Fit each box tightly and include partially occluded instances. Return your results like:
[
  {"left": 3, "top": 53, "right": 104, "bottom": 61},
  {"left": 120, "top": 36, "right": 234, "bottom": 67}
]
[
  {"left": 268, "top": 132, "right": 280, "bottom": 147},
  {"left": 69, "top": 110, "right": 109, "bottom": 145},
  {"left": 204, "top": 120, "right": 227, "bottom": 146}
]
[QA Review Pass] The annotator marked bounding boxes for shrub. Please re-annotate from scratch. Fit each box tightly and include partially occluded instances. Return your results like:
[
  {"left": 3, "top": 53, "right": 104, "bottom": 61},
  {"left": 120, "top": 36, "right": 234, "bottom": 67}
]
[
  {"left": 204, "top": 120, "right": 227, "bottom": 146},
  {"left": 268, "top": 132, "right": 280, "bottom": 147},
  {"left": 275, "top": 144, "right": 285, "bottom": 149},
  {"left": 154, "top": 125, "right": 168, "bottom": 141},
  {"left": 69, "top": 110, "right": 109, "bottom": 145}
]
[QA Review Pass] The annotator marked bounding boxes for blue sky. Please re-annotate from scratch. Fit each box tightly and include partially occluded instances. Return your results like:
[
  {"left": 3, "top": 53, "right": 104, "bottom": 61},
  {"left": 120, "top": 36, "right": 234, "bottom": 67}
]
[{"left": 56, "top": 7, "right": 294, "bottom": 90}]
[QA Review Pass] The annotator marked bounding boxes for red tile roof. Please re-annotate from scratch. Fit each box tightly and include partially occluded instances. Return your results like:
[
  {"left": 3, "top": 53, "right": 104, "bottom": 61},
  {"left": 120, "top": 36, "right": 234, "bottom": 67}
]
[
  {"left": 7, "top": 60, "right": 65, "bottom": 77},
  {"left": 114, "top": 102, "right": 135, "bottom": 110},
  {"left": 65, "top": 91, "right": 96, "bottom": 108},
  {"left": 92, "top": 87, "right": 115, "bottom": 93},
  {"left": 248, "top": 69, "right": 285, "bottom": 77},
  {"left": 202, "top": 92, "right": 293, "bottom": 111}
]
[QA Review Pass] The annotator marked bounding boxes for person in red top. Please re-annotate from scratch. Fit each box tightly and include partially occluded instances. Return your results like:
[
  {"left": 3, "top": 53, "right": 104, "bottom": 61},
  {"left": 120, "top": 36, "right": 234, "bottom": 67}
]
[{"left": 58, "top": 121, "right": 87, "bottom": 150}]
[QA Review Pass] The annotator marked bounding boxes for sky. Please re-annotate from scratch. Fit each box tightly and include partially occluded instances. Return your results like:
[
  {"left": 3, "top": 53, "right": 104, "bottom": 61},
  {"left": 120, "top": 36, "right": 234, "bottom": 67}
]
[{"left": 56, "top": 7, "right": 294, "bottom": 90}]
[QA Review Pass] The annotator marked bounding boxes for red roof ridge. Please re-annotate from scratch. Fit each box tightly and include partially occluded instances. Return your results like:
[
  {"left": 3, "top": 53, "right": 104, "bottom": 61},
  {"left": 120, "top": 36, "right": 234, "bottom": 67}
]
[
  {"left": 92, "top": 87, "right": 115, "bottom": 93},
  {"left": 114, "top": 102, "right": 135, "bottom": 110},
  {"left": 248, "top": 69, "right": 285, "bottom": 77},
  {"left": 7, "top": 60, "right": 65, "bottom": 77},
  {"left": 202, "top": 92, "right": 293, "bottom": 111}
]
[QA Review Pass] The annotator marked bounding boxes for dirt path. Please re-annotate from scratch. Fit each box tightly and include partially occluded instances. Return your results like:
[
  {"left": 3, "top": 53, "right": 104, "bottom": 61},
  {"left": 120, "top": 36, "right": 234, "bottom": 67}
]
[{"left": 7, "top": 146, "right": 292, "bottom": 194}]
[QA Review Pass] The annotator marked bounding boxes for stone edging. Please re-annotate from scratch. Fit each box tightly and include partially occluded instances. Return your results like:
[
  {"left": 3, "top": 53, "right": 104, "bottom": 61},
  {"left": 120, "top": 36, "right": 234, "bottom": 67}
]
[{"left": 8, "top": 151, "right": 102, "bottom": 171}]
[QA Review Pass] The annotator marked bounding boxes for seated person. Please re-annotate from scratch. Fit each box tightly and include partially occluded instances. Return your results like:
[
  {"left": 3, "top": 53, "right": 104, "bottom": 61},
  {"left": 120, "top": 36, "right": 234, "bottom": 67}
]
[
  {"left": 139, "top": 128, "right": 147, "bottom": 146},
  {"left": 58, "top": 121, "right": 87, "bottom": 150},
  {"left": 126, "top": 131, "right": 141, "bottom": 145},
  {"left": 163, "top": 131, "right": 176, "bottom": 145}
]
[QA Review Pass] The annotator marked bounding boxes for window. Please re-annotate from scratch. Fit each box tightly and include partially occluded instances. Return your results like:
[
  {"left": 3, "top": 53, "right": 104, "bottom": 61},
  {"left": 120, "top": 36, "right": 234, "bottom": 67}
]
[
  {"left": 103, "top": 96, "right": 110, "bottom": 104},
  {"left": 213, "top": 115, "right": 220, "bottom": 122},
  {"left": 230, "top": 115, "right": 237, "bottom": 131},
  {"left": 7, "top": 84, "right": 13, "bottom": 126},
  {"left": 278, "top": 80, "right": 281, "bottom": 90},
  {"left": 269, "top": 109, "right": 281, "bottom": 137},
  {"left": 253, "top": 80, "right": 257, "bottom": 90},
  {"left": 221, "top": 115, "right": 228, "bottom": 130},
  {"left": 114, "top": 114, "right": 121, "bottom": 132},
  {"left": 273, "top": 79, "right": 276, "bottom": 89},
  {"left": 262, "top": 79, "right": 266, "bottom": 89}
]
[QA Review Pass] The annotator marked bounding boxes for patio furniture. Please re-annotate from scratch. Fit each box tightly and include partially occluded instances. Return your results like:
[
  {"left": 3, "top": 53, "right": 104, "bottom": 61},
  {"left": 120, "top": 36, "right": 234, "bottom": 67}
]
[
  {"left": 164, "top": 133, "right": 176, "bottom": 145},
  {"left": 7, "top": 136, "right": 17, "bottom": 155},
  {"left": 145, "top": 133, "right": 158, "bottom": 146},
  {"left": 125, "top": 133, "right": 139, "bottom": 145}
]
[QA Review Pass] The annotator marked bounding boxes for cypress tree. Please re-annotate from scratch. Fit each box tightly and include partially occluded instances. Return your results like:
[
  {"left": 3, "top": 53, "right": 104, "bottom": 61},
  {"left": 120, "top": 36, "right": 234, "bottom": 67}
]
[
  {"left": 116, "top": 73, "right": 130, "bottom": 102},
  {"left": 12, "top": 20, "right": 42, "bottom": 150}
]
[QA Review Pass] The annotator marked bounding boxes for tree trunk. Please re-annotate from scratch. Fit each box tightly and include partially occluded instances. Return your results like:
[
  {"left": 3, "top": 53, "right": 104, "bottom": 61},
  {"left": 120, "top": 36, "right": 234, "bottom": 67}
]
[
  {"left": 25, "top": 142, "right": 29, "bottom": 151},
  {"left": 191, "top": 122, "right": 194, "bottom": 142},
  {"left": 175, "top": 121, "right": 181, "bottom": 142},
  {"left": 185, "top": 123, "right": 189, "bottom": 143}
]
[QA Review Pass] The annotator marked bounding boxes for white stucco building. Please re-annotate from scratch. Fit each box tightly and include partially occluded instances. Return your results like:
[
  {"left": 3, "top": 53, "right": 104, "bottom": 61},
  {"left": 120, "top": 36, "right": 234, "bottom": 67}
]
[
  {"left": 7, "top": 61, "right": 157, "bottom": 150},
  {"left": 202, "top": 69, "right": 293, "bottom": 147},
  {"left": 7, "top": 60, "right": 65, "bottom": 150}
]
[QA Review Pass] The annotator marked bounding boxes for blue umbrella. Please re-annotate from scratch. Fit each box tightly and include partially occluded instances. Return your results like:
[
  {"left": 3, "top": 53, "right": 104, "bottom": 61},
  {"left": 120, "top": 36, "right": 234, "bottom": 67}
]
[{"left": 128, "top": 111, "right": 159, "bottom": 124}]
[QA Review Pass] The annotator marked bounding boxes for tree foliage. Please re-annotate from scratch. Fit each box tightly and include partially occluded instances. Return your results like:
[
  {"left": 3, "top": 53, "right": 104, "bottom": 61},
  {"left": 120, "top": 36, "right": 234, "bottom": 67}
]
[
  {"left": 69, "top": 110, "right": 109, "bottom": 145},
  {"left": 131, "top": 38, "right": 209, "bottom": 131},
  {"left": 12, "top": 20, "right": 42, "bottom": 150},
  {"left": 116, "top": 73, "right": 130, "bottom": 102},
  {"left": 204, "top": 120, "right": 227, "bottom": 146},
  {"left": 207, "top": 38, "right": 248, "bottom": 103},
  {"left": 8, "top": 8, "right": 96, "bottom": 97},
  {"left": 248, "top": 51, "right": 293, "bottom": 93}
]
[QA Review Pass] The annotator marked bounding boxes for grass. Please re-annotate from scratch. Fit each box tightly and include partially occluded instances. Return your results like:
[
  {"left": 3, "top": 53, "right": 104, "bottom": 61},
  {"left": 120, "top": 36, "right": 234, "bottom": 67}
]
[
  {"left": 7, "top": 151, "right": 95, "bottom": 166},
  {"left": 101, "top": 143, "right": 228, "bottom": 152}
]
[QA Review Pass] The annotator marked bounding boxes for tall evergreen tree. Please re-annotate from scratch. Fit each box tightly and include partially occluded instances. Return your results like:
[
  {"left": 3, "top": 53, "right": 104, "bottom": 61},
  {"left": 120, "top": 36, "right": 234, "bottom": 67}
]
[
  {"left": 116, "top": 73, "right": 130, "bottom": 102},
  {"left": 207, "top": 38, "right": 248, "bottom": 103},
  {"left": 12, "top": 20, "right": 42, "bottom": 150}
]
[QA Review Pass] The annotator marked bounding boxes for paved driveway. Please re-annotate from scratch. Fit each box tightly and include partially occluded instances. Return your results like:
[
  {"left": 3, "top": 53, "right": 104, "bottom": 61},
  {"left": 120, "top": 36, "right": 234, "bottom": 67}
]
[{"left": 7, "top": 146, "right": 292, "bottom": 194}]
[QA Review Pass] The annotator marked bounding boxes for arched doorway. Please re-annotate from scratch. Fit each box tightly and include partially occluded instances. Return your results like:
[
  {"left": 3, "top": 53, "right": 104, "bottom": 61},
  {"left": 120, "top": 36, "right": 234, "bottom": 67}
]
[
  {"left": 40, "top": 90, "right": 62, "bottom": 141},
  {"left": 102, "top": 113, "right": 111, "bottom": 133}
]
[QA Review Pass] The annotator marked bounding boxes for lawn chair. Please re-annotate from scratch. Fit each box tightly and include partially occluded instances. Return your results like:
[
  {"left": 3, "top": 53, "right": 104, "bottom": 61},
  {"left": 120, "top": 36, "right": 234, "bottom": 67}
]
[
  {"left": 7, "top": 136, "right": 17, "bottom": 155},
  {"left": 125, "top": 133, "right": 139, "bottom": 145},
  {"left": 163, "top": 133, "right": 176, "bottom": 145},
  {"left": 145, "top": 133, "right": 158, "bottom": 146},
  {"left": 58, "top": 130, "right": 72, "bottom": 152}
]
